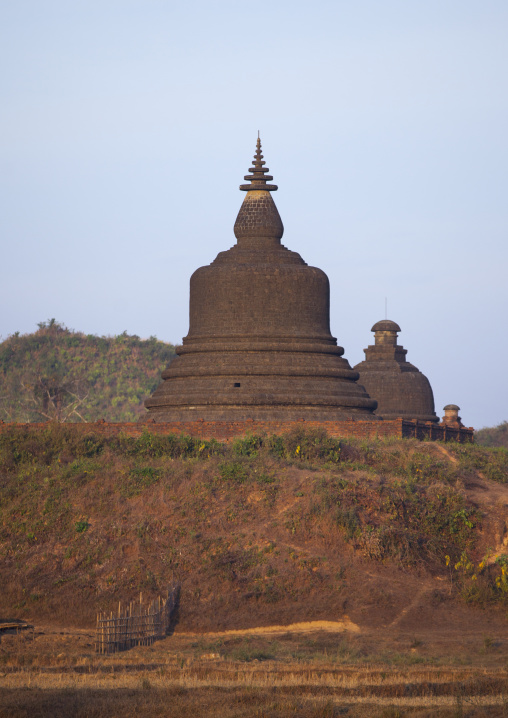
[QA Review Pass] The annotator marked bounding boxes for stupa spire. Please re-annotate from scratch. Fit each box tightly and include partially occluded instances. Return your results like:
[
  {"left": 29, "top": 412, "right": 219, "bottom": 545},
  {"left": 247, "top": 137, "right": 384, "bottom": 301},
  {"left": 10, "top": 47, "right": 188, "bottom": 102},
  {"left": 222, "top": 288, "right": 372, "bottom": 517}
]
[
  {"left": 234, "top": 136, "right": 284, "bottom": 244},
  {"left": 239, "top": 136, "right": 278, "bottom": 192}
]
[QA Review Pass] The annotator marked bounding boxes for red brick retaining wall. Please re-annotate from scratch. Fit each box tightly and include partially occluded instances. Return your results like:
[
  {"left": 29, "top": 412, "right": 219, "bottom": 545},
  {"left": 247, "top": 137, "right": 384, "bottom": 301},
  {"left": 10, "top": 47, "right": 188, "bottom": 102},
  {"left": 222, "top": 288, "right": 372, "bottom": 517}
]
[{"left": 0, "top": 418, "right": 474, "bottom": 443}]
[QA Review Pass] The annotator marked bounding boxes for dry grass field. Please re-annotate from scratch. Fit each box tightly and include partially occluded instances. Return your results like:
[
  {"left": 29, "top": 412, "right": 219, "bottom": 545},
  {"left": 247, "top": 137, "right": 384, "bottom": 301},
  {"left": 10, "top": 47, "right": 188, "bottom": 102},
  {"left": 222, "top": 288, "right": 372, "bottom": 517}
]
[{"left": 1, "top": 620, "right": 508, "bottom": 717}]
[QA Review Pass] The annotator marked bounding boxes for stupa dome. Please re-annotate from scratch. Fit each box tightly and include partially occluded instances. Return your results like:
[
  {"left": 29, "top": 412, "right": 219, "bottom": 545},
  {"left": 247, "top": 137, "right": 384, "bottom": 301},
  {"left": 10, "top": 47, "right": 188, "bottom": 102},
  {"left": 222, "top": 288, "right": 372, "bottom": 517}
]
[
  {"left": 145, "top": 138, "right": 377, "bottom": 421},
  {"left": 353, "top": 320, "right": 438, "bottom": 423},
  {"left": 371, "top": 320, "right": 401, "bottom": 333}
]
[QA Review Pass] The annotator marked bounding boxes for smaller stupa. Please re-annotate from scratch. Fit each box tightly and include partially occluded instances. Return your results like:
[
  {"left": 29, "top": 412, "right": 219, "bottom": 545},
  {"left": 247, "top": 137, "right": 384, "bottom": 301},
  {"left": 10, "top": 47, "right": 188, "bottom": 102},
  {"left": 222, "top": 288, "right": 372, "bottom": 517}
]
[{"left": 354, "top": 320, "right": 438, "bottom": 423}]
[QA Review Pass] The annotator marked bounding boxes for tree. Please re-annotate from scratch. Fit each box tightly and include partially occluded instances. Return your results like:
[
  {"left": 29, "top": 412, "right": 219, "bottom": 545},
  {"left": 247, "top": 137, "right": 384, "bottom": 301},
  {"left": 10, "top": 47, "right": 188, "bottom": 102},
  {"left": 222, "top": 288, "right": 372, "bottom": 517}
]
[{"left": 0, "top": 320, "right": 176, "bottom": 423}]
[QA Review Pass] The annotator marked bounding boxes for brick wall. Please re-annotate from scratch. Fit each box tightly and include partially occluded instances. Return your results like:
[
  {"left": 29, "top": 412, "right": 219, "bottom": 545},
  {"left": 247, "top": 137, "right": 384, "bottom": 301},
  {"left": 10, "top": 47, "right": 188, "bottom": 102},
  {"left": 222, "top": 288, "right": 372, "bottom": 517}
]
[{"left": 0, "top": 418, "right": 474, "bottom": 443}]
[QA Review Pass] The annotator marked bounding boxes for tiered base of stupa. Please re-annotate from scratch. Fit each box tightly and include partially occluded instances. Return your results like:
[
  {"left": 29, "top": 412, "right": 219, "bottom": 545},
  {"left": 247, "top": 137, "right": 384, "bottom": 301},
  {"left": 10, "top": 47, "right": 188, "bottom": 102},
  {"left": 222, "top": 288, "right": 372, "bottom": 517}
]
[
  {"left": 144, "top": 335, "right": 379, "bottom": 422},
  {"left": 142, "top": 407, "right": 379, "bottom": 422}
]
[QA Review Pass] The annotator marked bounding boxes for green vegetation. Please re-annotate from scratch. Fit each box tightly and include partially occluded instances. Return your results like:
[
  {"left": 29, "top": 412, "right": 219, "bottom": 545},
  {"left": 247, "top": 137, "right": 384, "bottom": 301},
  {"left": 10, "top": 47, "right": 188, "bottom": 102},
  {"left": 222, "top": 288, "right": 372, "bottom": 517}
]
[
  {"left": 0, "top": 426, "right": 507, "bottom": 629},
  {"left": 446, "top": 551, "right": 508, "bottom": 606},
  {"left": 448, "top": 441, "right": 508, "bottom": 483},
  {"left": 475, "top": 420, "right": 508, "bottom": 448},
  {"left": 0, "top": 319, "right": 175, "bottom": 422}
]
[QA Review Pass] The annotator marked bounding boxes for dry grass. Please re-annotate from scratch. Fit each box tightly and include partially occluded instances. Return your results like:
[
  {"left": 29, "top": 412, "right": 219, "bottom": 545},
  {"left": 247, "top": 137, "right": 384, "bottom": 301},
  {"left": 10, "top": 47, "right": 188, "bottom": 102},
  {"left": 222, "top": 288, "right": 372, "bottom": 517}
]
[
  {"left": 2, "top": 626, "right": 508, "bottom": 716},
  {"left": 3, "top": 687, "right": 506, "bottom": 718},
  {"left": 1, "top": 666, "right": 507, "bottom": 717}
]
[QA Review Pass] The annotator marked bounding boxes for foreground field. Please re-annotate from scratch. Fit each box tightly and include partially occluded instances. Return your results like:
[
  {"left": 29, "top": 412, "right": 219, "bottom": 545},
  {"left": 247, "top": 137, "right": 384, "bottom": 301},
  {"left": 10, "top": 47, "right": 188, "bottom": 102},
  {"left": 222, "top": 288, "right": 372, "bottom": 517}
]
[
  {"left": 1, "top": 427, "right": 507, "bottom": 714},
  {"left": 1, "top": 621, "right": 508, "bottom": 717}
]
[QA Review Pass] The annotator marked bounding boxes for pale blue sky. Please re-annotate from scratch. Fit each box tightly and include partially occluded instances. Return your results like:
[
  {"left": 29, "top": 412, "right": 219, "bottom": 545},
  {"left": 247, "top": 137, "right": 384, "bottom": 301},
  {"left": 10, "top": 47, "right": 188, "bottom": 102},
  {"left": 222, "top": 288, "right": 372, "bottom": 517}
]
[{"left": 1, "top": 1, "right": 507, "bottom": 428}]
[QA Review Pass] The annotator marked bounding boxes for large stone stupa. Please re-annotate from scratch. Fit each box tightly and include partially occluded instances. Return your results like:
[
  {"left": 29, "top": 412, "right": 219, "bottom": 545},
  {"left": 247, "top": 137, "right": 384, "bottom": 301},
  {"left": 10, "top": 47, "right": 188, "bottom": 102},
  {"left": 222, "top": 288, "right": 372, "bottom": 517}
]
[{"left": 145, "top": 138, "right": 377, "bottom": 421}]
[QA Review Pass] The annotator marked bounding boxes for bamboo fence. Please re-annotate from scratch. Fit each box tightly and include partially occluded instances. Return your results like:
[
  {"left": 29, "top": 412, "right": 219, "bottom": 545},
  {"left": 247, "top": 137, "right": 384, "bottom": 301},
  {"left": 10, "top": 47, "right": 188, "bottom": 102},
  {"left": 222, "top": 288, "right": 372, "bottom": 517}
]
[{"left": 95, "top": 584, "right": 179, "bottom": 654}]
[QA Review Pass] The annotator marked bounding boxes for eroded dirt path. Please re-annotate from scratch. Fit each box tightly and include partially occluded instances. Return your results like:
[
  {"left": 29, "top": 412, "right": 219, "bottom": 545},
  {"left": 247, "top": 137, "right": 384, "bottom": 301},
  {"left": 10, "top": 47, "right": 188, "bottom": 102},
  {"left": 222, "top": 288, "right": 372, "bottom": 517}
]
[{"left": 386, "top": 581, "right": 437, "bottom": 630}]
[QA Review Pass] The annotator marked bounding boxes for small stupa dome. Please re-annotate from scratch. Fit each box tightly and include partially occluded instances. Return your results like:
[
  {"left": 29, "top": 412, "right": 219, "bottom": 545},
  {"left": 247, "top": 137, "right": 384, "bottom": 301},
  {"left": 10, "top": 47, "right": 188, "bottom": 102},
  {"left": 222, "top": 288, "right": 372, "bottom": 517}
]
[
  {"left": 353, "top": 320, "right": 438, "bottom": 423},
  {"left": 371, "top": 320, "right": 401, "bottom": 333}
]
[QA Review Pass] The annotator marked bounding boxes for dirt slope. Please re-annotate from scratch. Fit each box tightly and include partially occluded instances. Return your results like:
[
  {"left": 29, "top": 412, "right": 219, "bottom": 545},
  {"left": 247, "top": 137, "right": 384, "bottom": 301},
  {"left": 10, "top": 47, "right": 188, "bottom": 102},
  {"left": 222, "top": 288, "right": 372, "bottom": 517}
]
[{"left": 0, "top": 427, "right": 507, "bottom": 637}]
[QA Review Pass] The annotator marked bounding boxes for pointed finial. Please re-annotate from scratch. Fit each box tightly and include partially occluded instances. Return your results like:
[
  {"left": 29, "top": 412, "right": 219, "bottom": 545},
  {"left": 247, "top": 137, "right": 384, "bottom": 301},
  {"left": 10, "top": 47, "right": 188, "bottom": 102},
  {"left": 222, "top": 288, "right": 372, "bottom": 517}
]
[
  {"left": 234, "top": 137, "right": 284, "bottom": 242},
  {"left": 239, "top": 136, "right": 278, "bottom": 192}
]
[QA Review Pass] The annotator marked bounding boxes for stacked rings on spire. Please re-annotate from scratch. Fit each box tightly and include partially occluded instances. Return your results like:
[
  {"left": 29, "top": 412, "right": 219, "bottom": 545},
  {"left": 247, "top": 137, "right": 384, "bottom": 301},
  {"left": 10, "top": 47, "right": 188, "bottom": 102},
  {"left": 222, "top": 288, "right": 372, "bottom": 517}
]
[{"left": 239, "top": 137, "right": 278, "bottom": 191}]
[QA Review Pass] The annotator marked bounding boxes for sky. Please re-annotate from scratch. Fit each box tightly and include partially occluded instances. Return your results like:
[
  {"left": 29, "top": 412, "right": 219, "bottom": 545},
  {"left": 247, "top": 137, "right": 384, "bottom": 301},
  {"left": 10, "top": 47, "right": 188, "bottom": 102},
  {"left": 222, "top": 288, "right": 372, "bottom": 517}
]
[{"left": 1, "top": 0, "right": 507, "bottom": 429}]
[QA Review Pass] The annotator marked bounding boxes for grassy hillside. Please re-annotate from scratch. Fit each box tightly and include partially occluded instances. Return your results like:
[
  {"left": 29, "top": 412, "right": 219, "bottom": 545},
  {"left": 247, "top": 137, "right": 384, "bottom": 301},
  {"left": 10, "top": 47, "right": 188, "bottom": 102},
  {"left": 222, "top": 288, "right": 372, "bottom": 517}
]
[
  {"left": 0, "top": 320, "right": 175, "bottom": 423},
  {"left": 476, "top": 421, "right": 508, "bottom": 448},
  {"left": 1, "top": 426, "right": 507, "bottom": 632}
]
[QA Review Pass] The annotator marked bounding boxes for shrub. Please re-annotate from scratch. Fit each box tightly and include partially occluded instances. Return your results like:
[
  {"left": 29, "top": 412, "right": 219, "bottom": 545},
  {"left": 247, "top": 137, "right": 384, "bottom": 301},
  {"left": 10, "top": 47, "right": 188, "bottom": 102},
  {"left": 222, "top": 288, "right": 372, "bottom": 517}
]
[
  {"left": 333, "top": 506, "right": 359, "bottom": 540},
  {"left": 121, "top": 466, "right": 162, "bottom": 497},
  {"left": 0, "top": 425, "right": 105, "bottom": 470},
  {"left": 229, "top": 646, "right": 275, "bottom": 661},
  {"left": 218, "top": 461, "right": 249, "bottom": 484},
  {"left": 447, "top": 551, "right": 508, "bottom": 606},
  {"left": 232, "top": 434, "right": 263, "bottom": 457},
  {"left": 451, "top": 444, "right": 508, "bottom": 483},
  {"left": 111, "top": 431, "right": 225, "bottom": 460},
  {"left": 267, "top": 428, "right": 342, "bottom": 464}
]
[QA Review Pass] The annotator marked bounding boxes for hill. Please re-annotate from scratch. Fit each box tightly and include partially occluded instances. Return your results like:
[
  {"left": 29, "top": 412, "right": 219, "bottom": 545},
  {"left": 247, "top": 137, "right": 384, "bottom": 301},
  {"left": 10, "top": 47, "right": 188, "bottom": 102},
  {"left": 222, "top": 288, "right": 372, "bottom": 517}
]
[
  {"left": 476, "top": 421, "right": 508, "bottom": 448},
  {"left": 0, "top": 320, "right": 175, "bottom": 423},
  {"left": 1, "top": 425, "right": 507, "bottom": 634}
]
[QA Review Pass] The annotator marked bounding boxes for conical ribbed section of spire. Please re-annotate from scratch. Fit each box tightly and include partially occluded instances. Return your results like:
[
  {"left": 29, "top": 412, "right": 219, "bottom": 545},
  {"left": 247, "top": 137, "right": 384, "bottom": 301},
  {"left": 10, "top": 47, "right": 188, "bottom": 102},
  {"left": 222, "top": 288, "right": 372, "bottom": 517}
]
[{"left": 234, "top": 137, "right": 284, "bottom": 245}]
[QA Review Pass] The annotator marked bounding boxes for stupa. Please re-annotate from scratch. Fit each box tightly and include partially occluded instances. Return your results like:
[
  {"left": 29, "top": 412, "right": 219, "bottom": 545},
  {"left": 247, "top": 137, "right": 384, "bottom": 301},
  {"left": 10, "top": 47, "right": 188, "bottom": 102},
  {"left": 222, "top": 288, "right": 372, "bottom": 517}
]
[
  {"left": 353, "top": 320, "right": 438, "bottom": 423},
  {"left": 145, "top": 138, "right": 377, "bottom": 421}
]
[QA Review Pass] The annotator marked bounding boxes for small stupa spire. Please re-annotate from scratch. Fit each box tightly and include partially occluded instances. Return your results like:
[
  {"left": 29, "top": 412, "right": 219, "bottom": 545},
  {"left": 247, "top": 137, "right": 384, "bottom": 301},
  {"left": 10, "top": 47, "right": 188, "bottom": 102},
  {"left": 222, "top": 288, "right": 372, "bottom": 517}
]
[{"left": 239, "top": 136, "right": 278, "bottom": 192}]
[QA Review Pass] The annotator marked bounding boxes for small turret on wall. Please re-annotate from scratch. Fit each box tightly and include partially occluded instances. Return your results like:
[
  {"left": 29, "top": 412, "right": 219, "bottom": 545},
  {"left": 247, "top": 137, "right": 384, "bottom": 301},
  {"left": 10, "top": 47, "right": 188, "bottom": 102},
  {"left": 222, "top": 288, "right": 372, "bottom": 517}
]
[{"left": 441, "top": 404, "right": 464, "bottom": 429}]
